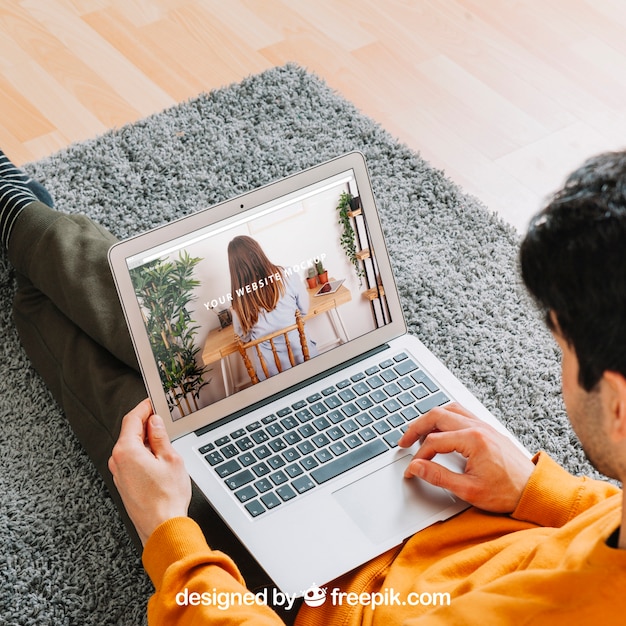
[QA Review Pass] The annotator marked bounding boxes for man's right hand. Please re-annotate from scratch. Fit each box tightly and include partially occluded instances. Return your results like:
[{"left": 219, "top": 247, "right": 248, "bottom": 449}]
[
  {"left": 108, "top": 399, "right": 192, "bottom": 546},
  {"left": 399, "top": 403, "right": 535, "bottom": 513}
]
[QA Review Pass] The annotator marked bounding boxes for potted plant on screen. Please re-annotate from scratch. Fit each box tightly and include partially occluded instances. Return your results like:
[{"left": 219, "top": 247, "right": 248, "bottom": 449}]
[{"left": 129, "top": 251, "right": 211, "bottom": 417}]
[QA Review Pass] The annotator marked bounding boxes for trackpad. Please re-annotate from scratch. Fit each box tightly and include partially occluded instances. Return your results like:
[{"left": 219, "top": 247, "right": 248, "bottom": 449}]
[{"left": 333, "top": 455, "right": 459, "bottom": 544}]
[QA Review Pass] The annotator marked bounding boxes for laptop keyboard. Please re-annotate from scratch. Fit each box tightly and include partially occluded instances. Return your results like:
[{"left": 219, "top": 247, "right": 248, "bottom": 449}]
[{"left": 198, "top": 352, "right": 449, "bottom": 518}]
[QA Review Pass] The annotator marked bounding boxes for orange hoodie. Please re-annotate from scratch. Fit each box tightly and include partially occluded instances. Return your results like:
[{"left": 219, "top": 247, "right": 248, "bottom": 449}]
[{"left": 143, "top": 453, "right": 626, "bottom": 625}]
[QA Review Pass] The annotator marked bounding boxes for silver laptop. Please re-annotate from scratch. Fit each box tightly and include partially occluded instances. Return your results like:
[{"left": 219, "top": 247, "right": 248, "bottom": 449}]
[{"left": 108, "top": 152, "right": 525, "bottom": 596}]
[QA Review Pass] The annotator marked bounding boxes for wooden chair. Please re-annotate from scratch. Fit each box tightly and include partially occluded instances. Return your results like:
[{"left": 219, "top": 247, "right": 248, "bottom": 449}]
[{"left": 236, "top": 310, "right": 310, "bottom": 384}]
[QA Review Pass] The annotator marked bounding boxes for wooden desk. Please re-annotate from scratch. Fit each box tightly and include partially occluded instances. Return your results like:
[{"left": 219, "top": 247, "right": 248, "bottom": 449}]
[{"left": 201, "top": 282, "right": 352, "bottom": 394}]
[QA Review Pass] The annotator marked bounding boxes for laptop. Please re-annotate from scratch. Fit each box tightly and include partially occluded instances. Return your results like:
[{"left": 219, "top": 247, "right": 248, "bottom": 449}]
[{"left": 108, "top": 151, "right": 526, "bottom": 596}]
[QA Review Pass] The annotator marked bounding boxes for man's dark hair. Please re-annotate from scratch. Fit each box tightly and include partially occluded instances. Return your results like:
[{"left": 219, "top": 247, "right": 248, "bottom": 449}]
[{"left": 520, "top": 151, "right": 626, "bottom": 391}]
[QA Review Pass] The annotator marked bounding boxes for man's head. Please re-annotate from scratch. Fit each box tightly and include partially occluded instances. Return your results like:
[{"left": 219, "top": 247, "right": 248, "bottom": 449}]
[{"left": 520, "top": 151, "right": 626, "bottom": 479}]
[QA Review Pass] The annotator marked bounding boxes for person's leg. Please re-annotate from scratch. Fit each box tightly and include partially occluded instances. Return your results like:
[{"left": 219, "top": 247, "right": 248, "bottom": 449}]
[{"left": 5, "top": 195, "right": 275, "bottom": 589}]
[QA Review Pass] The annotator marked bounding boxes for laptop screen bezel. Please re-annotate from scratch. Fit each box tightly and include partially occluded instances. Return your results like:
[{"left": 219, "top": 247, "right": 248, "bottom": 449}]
[{"left": 108, "top": 152, "right": 408, "bottom": 440}]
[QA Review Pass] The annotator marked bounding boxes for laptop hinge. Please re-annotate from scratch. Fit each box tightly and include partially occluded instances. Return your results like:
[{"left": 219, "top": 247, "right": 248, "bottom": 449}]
[{"left": 194, "top": 343, "right": 391, "bottom": 437}]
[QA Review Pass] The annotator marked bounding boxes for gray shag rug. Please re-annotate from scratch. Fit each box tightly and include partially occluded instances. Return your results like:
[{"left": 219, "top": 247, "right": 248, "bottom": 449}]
[{"left": 0, "top": 64, "right": 600, "bottom": 625}]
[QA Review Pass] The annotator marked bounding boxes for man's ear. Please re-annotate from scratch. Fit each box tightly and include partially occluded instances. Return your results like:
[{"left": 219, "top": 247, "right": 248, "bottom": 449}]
[{"left": 602, "top": 371, "right": 626, "bottom": 441}]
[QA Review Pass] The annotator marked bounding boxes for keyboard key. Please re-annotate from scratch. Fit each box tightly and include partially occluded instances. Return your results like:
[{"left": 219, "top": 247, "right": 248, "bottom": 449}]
[
  {"left": 215, "top": 459, "right": 241, "bottom": 478},
  {"left": 198, "top": 443, "right": 215, "bottom": 454},
  {"left": 342, "top": 403, "right": 359, "bottom": 417},
  {"left": 236, "top": 436, "right": 254, "bottom": 451},
  {"left": 254, "top": 444, "right": 271, "bottom": 459},
  {"left": 381, "top": 369, "right": 398, "bottom": 382},
  {"left": 345, "top": 435, "right": 362, "bottom": 449},
  {"left": 395, "top": 359, "right": 418, "bottom": 376},
  {"left": 365, "top": 365, "right": 380, "bottom": 375},
  {"left": 204, "top": 451, "right": 224, "bottom": 466},
  {"left": 254, "top": 478, "right": 272, "bottom": 493},
  {"left": 280, "top": 416, "right": 299, "bottom": 430},
  {"left": 350, "top": 372, "right": 366, "bottom": 382},
  {"left": 235, "top": 485, "right": 257, "bottom": 502},
  {"left": 282, "top": 448, "right": 301, "bottom": 462},
  {"left": 284, "top": 431, "right": 302, "bottom": 445},
  {"left": 374, "top": 421, "right": 391, "bottom": 435},
  {"left": 356, "top": 411, "right": 374, "bottom": 426},
  {"left": 315, "top": 448, "right": 334, "bottom": 463},
  {"left": 238, "top": 452, "right": 256, "bottom": 466},
  {"left": 394, "top": 352, "right": 409, "bottom": 362},
  {"left": 292, "top": 400, "right": 307, "bottom": 410},
  {"left": 379, "top": 359, "right": 394, "bottom": 369},
  {"left": 321, "top": 386, "right": 336, "bottom": 396},
  {"left": 252, "top": 462, "right": 270, "bottom": 477},
  {"left": 398, "top": 392, "right": 415, "bottom": 406},
  {"left": 297, "top": 441, "right": 316, "bottom": 455},
  {"left": 269, "top": 439, "right": 287, "bottom": 453},
  {"left": 311, "top": 440, "right": 388, "bottom": 484},
  {"left": 215, "top": 436, "right": 230, "bottom": 446},
  {"left": 269, "top": 470, "right": 288, "bottom": 485},
  {"left": 222, "top": 444, "right": 239, "bottom": 459},
  {"left": 360, "top": 427, "right": 377, "bottom": 441},
  {"left": 342, "top": 419, "right": 358, "bottom": 434},
  {"left": 402, "top": 406, "right": 419, "bottom": 421},
  {"left": 339, "top": 388, "right": 356, "bottom": 402},
  {"left": 230, "top": 428, "right": 246, "bottom": 439},
  {"left": 310, "top": 402, "right": 327, "bottom": 416},
  {"left": 369, "top": 406, "right": 387, "bottom": 420},
  {"left": 412, "top": 371, "right": 439, "bottom": 393},
  {"left": 266, "top": 423, "right": 285, "bottom": 437},
  {"left": 285, "top": 463, "right": 304, "bottom": 478},
  {"left": 383, "top": 382, "right": 401, "bottom": 397},
  {"left": 336, "top": 379, "right": 351, "bottom": 389},
  {"left": 327, "top": 426, "right": 344, "bottom": 440},
  {"left": 328, "top": 410, "right": 345, "bottom": 424},
  {"left": 251, "top": 430, "right": 269, "bottom": 444},
  {"left": 356, "top": 396, "right": 374, "bottom": 410},
  {"left": 384, "top": 430, "right": 403, "bottom": 448},
  {"left": 261, "top": 492, "right": 281, "bottom": 509},
  {"left": 277, "top": 485, "right": 297, "bottom": 501},
  {"left": 416, "top": 391, "right": 449, "bottom": 414},
  {"left": 383, "top": 399, "right": 402, "bottom": 413},
  {"left": 370, "top": 390, "right": 387, "bottom": 403},
  {"left": 367, "top": 375, "right": 384, "bottom": 389},
  {"left": 353, "top": 382, "right": 370, "bottom": 395},
  {"left": 387, "top": 413, "right": 405, "bottom": 428},
  {"left": 292, "top": 476, "right": 316, "bottom": 494},
  {"left": 298, "top": 424, "right": 316, "bottom": 438},
  {"left": 246, "top": 421, "right": 262, "bottom": 432},
  {"left": 296, "top": 408, "right": 313, "bottom": 422},
  {"left": 244, "top": 500, "right": 265, "bottom": 517},
  {"left": 306, "top": 392, "right": 322, "bottom": 403},
  {"left": 261, "top": 414, "right": 276, "bottom": 424},
  {"left": 268, "top": 455, "right": 286, "bottom": 469},
  {"left": 300, "top": 456, "right": 319, "bottom": 471},
  {"left": 329, "top": 441, "right": 348, "bottom": 456},
  {"left": 225, "top": 469, "right": 254, "bottom": 490},
  {"left": 412, "top": 384, "right": 429, "bottom": 400},
  {"left": 324, "top": 395, "right": 342, "bottom": 409},
  {"left": 312, "top": 434, "right": 330, "bottom": 448},
  {"left": 277, "top": 407, "right": 292, "bottom": 417},
  {"left": 398, "top": 376, "right": 416, "bottom": 390},
  {"left": 313, "top": 416, "right": 331, "bottom": 431}
]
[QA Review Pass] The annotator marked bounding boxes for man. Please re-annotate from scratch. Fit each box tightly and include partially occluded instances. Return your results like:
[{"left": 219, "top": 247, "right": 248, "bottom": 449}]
[{"left": 2, "top": 148, "right": 625, "bottom": 624}]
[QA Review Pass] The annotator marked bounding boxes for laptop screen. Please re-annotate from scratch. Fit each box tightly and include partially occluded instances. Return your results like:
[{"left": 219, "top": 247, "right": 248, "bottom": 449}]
[{"left": 124, "top": 167, "right": 393, "bottom": 424}]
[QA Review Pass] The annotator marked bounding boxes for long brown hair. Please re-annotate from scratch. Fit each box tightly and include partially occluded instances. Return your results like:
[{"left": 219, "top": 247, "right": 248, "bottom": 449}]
[{"left": 228, "top": 236, "right": 286, "bottom": 336}]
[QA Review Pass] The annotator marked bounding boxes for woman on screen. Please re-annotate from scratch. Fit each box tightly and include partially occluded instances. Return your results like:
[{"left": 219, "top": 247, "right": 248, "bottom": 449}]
[{"left": 228, "top": 235, "right": 318, "bottom": 381}]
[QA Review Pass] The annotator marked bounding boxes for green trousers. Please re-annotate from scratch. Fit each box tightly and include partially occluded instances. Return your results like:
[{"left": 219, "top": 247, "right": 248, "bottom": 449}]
[{"left": 8, "top": 201, "right": 270, "bottom": 588}]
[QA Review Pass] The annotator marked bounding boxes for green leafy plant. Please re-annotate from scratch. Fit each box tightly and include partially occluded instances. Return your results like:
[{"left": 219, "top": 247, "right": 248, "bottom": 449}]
[
  {"left": 336, "top": 191, "right": 364, "bottom": 283},
  {"left": 130, "top": 251, "right": 211, "bottom": 417}
]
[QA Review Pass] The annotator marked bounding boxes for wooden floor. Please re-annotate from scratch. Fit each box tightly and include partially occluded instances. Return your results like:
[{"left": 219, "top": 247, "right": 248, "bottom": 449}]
[{"left": 1, "top": 0, "right": 626, "bottom": 232}]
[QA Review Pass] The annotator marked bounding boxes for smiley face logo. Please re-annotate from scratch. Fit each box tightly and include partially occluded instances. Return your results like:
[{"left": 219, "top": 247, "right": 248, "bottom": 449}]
[{"left": 303, "top": 584, "right": 327, "bottom": 607}]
